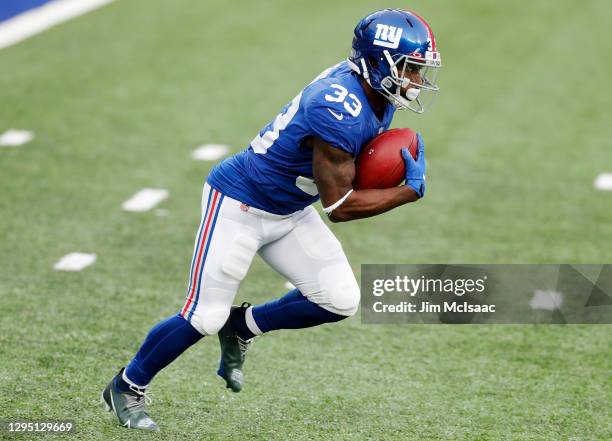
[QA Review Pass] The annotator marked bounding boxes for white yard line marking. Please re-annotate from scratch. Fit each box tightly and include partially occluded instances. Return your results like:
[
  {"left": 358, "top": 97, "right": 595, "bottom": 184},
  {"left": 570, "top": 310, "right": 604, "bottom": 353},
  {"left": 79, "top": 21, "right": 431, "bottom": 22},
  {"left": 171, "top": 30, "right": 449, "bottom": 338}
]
[
  {"left": 0, "top": 129, "right": 34, "bottom": 146},
  {"left": 0, "top": 0, "right": 116, "bottom": 50},
  {"left": 593, "top": 173, "right": 612, "bottom": 191},
  {"left": 54, "top": 252, "right": 97, "bottom": 271},
  {"left": 122, "top": 188, "right": 169, "bottom": 212},
  {"left": 191, "top": 144, "right": 229, "bottom": 161},
  {"left": 284, "top": 281, "right": 295, "bottom": 290},
  {"left": 529, "top": 290, "right": 563, "bottom": 311}
]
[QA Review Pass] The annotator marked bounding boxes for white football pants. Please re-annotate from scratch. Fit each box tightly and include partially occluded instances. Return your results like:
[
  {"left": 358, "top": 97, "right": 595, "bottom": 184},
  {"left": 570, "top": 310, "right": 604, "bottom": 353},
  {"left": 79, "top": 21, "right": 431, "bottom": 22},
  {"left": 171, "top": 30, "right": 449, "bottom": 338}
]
[{"left": 180, "top": 183, "right": 360, "bottom": 335}]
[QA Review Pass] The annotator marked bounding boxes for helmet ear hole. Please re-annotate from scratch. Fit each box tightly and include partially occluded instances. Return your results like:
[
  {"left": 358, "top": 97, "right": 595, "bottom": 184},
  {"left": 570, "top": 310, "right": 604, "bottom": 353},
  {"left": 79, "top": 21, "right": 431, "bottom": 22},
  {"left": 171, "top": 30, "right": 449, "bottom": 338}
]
[{"left": 367, "top": 57, "right": 379, "bottom": 69}]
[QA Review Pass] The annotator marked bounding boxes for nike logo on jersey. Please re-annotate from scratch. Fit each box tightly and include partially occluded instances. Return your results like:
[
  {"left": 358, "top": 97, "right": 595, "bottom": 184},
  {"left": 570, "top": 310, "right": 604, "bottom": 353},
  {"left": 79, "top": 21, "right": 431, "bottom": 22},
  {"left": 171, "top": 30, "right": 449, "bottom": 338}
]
[{"left": 327, "top": 109, "right": 344, "bottom": 120}]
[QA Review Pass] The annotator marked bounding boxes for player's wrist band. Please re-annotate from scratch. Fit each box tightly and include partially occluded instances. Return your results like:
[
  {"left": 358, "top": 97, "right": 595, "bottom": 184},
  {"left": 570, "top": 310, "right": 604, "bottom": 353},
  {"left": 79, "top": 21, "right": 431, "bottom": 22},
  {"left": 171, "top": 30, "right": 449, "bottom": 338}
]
[{"left": 323, "top": 189, "right": 354, "bottom": 214}]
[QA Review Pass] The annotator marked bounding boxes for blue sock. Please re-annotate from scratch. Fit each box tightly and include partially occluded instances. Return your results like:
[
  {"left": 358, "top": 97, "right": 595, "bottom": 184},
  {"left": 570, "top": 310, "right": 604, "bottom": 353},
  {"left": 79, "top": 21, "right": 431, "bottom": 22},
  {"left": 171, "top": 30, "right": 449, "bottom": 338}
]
[
  {"left": 239, "top": 289, "right": 346, "bottom": 337},
  {"left": 124, "top": 314, "right": 204, "bottom": 387}
]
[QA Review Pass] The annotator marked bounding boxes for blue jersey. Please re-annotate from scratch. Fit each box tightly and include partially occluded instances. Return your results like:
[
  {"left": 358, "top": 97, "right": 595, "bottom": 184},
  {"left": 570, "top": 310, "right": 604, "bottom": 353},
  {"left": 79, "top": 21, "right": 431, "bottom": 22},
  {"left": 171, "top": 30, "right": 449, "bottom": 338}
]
[{"left": 207, "top": 62, "right": 395, "bottom": 215}]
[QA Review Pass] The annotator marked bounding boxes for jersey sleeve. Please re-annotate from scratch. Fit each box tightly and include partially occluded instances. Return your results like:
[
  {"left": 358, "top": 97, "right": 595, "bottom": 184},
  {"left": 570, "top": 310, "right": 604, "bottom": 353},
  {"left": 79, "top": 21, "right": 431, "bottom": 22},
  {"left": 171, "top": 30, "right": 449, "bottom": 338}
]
[{"left": 303, "top": 84, "right": 364, "bottom": 156}]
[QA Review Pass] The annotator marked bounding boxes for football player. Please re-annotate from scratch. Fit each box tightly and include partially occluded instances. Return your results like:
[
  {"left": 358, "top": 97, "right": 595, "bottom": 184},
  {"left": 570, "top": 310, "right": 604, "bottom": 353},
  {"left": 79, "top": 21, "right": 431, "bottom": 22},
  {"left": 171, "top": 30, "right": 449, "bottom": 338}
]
[{"left": 102, "top": 8, "right": 441, "bottom": 431}]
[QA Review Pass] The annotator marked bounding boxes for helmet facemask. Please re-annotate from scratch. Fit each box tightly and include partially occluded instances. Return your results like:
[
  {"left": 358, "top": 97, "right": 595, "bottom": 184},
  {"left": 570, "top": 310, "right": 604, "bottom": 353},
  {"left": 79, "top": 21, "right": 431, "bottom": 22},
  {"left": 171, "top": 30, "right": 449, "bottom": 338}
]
[
  {"left": 348, "top": 9, "right": 442, "bottom": 114},
  {"left": 379, "top": 50, "right": 441, "bottom": 113}
]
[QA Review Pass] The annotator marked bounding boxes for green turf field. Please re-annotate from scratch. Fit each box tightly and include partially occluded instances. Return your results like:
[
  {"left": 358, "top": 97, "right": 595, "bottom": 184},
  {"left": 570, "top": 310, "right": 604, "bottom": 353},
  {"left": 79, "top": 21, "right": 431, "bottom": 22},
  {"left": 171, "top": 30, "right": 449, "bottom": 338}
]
[{"left": 1, "top": 0, "right": 611, "bottom": 439}]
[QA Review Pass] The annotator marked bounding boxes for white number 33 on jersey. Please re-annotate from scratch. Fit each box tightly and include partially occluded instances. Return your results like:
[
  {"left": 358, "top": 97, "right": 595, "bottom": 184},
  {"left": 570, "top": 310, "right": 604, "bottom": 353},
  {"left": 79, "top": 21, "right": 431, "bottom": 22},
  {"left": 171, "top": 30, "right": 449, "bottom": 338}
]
[{"left": 324, "top": 84, "right": 362, "bottom": 118}]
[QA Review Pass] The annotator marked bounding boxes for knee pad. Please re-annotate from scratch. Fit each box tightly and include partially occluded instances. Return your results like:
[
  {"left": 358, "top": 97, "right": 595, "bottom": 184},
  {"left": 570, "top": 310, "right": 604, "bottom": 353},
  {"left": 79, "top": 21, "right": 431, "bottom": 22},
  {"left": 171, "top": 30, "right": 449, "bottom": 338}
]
[
  {"left": 188, "top": 291, "right": 232, "bottom": 335},
  {"left": 186, "top": 273, "right": 237, "bottom": 335},
  {"left": 188, "top": 234, "right": 259, "bottom": 335},
  {"left": 310, "top": 263, "right": 360, "bottom": 316}
]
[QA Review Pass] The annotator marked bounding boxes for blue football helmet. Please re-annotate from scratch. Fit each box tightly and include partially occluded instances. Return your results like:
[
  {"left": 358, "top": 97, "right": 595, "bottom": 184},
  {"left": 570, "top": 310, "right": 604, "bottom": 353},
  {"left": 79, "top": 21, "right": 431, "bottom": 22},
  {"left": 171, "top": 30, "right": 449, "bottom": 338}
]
[{"left": 347, "top": 9, "right": 442, "bottom": 113}]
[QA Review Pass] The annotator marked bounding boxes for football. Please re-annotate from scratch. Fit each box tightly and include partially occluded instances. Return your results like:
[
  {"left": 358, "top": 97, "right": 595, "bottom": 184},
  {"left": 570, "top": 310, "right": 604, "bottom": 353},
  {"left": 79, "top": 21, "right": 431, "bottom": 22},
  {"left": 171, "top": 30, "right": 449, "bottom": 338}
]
[{"left": 353, "top": 128, "right": 419, "bottom": 190}]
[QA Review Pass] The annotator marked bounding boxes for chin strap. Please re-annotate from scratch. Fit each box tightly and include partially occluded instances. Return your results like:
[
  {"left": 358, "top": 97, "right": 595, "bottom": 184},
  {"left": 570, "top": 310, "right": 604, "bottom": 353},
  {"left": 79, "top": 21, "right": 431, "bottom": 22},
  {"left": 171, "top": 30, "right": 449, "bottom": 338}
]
[
  {"left": 323, "top": 189, "right": 354, "bottom": 215},
  {"left": 346, "top": 57, "right": 372, "bottom": 87},
  {"left": 360, "top": 58, "right": 370, "bottom": 82}
]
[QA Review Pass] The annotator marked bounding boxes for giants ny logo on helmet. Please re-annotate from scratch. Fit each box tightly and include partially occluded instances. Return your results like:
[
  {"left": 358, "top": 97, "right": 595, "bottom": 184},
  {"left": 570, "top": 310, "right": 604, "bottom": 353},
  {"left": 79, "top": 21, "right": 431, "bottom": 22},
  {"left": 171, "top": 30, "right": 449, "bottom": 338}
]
[{"left": 373, "top": 24, "right": 403, "bottom": 49}]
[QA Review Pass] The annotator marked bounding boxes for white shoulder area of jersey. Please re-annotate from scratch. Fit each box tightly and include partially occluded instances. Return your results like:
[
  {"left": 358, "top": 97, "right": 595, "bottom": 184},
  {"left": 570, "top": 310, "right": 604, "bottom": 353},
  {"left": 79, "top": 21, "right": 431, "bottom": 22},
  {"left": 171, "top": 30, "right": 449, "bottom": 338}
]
[{"left": 304, "top": 78, "right": 365, "bottom": 124}]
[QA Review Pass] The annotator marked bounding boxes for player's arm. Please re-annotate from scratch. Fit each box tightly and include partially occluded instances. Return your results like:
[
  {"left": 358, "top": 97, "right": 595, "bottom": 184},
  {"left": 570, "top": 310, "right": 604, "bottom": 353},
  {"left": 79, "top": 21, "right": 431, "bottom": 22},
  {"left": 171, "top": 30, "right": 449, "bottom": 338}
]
[{"left": 313, "top": 136, "right": 424, "bottom": 223}]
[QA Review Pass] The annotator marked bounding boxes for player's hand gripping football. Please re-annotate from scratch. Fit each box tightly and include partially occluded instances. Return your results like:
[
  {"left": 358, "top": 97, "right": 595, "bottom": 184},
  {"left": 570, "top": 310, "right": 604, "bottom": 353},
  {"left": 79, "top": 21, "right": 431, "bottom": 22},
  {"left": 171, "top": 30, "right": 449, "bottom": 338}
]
[{"left": 401, "top": 133, "right": 426, "bottom": 198}]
